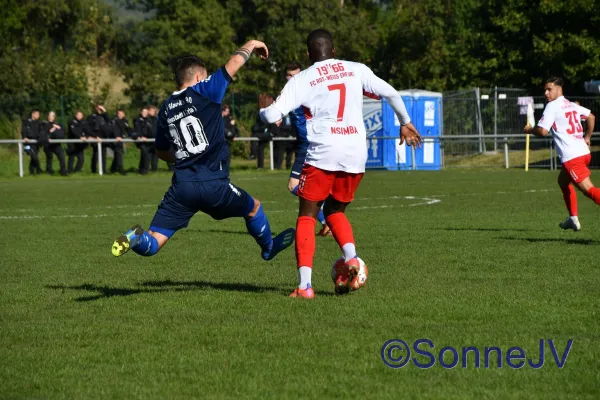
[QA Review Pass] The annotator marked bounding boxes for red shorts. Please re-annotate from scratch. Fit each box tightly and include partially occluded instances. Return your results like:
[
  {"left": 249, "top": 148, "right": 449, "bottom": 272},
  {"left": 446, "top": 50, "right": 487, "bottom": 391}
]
[
  {"left": 297, "top": 165, "right": 364, "bottom": 203},
  {"left": 563, "top": 154, "right": 591, "bottom": 183}
]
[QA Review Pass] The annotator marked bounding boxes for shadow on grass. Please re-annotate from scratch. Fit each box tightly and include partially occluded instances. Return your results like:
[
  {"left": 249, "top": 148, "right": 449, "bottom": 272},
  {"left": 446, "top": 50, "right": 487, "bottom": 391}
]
[
  {"left": 46, "top": 280, "right": 335, "bottom": 301},
  {"left": 497, "top": 237, "right": 598, "bottom": 245},
  {"left": 437, "top": 227, "right": 536, "bottom": 232}
]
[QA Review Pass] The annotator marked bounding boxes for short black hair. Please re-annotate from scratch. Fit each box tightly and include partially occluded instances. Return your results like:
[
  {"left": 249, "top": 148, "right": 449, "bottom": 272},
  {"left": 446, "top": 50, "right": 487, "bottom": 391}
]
[
  {"left": 306, "top": 29, "right": 334, "bottom": 57},
  {"left": 285, "top": 62, "right": 302, "bottom": 73},
  {"left": 31, "top": 109, "right": 40, "bottom": 113},
  {"left": 545, "top": 76, "right": 564, "bottom": 87},
  {"left": 171, "top": 54, "right": 206, "bottom": 87},
  {"left": 140, "top": 106, "right": 149, "bottom": 111},
  {"left": 117, "top": 108, "right": 125, "bottom": 113}
]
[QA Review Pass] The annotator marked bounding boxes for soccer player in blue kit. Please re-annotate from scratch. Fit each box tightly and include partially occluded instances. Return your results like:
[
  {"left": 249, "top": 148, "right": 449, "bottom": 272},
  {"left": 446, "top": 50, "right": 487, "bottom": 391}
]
[{"left": 112, "top": 40, "right": 295, "bottom": 261}]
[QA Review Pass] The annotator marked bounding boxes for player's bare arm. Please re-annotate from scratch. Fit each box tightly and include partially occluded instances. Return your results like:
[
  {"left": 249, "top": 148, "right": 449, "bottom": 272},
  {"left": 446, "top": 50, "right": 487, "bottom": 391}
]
[
  {"left": 225, "top": 40, "right": 269, "bottom": 78},
  {"left": 584, "top": 113, "right": 595, "bottom": 146},
  {"left": 400, "top": 122, "right": 423, "bottom": 148},
  {"left": 525, "top": 124, "right": 549, "bottom": 137}
]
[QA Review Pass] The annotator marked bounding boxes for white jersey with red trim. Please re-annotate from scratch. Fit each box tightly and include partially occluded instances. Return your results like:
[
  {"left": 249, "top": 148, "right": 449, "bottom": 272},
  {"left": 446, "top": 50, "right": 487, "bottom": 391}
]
[
  {"left": 538, "top": 96, "right": 591, "bottom": 163},
  {"left": 259, "top": 59, "right": 410, "bottom": 173}
]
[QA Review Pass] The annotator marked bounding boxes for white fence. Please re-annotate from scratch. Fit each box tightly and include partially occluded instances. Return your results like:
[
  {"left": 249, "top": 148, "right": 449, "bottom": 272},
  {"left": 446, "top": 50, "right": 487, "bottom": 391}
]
[{"left": 2, "top": 134, "right": 599, "bottom": 177}]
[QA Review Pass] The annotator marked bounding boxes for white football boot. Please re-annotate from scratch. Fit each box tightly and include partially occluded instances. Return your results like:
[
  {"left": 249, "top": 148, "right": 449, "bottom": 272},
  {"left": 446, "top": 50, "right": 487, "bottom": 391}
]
[{"left": 559, "top": 216, "right": 581, "bottom": 232}]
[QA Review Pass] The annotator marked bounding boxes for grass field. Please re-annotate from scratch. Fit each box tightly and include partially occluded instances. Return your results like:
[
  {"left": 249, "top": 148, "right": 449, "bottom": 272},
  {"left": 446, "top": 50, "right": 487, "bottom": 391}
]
[{"left": 1, "top": 170, "right": 599, "bottom": 399}]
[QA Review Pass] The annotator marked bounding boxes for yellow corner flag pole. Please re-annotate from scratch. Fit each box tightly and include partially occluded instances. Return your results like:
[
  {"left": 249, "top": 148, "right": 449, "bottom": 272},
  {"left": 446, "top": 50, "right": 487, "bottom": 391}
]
[
  {"left": 525, "top": 103, "right": 534, "bottom": 172},
  {"left": 525, "top": 133, "right": 530, "bottom": 171}
]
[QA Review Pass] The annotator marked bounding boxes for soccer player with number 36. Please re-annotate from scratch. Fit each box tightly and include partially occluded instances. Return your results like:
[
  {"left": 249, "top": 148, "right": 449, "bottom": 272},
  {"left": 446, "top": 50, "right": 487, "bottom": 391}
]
[
  {"left": 260, "top": 29, "right": 422, "bottom": 299},
  {"left": 525, "top": 77, "right": 597, "bottom": 231}
]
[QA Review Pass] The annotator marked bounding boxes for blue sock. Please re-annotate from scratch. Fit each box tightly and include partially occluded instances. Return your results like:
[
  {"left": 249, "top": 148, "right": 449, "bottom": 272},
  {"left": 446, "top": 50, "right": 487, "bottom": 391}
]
[
  {"left": 317, "top": 205, "right": 326, "bottom": 226},
  {"left": 245, "top": 204, "right": 272, "bottom": 252},
  {"left": 291, "top": 185, "right": 299, "bottom": 196},
  {"left": 132, "top": 231, "right": 159, "bottom": 257}
]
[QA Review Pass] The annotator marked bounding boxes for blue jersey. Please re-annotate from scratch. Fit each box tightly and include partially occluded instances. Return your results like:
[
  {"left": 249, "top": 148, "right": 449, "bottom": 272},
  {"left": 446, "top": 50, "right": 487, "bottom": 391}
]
[
  {"left": 155, "top": 67, "right": 231, "bottom": 182},
  {"left": 289, "top": 107, "right": 307, "bottom": 146}
]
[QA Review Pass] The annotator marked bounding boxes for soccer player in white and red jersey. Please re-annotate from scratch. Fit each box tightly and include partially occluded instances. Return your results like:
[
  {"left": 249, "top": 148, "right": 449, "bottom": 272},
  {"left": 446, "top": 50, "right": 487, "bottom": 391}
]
[
  {"left": 260, "top": 29, "right": 422, "bottom": 299},
  {"left": 525, "top": 77, "right": 596, "bottom": 231}
]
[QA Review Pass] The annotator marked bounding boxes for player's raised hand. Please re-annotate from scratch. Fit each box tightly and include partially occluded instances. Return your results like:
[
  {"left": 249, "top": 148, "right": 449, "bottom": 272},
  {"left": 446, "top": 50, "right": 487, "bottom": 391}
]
[
  {"left": 400, "top": 123, "right": 422, "bottom": 148},
  {"left": 252, "top": 40, "right": 269, "bottom": 60},
  {"left": 259, "top": 93, "right": 274, "bottom": 109},
  {"left": 227, "top": 40, "right": 269, "bottom": 78}
]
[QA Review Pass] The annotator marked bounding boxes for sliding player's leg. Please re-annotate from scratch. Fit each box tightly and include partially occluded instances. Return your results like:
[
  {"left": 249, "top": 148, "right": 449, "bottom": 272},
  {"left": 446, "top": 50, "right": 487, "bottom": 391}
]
[
  {"left": 112, "top": 184, "right": 192, "bottom": 257},
  {"left": 206, "top": 179, "right": 295, "bottom": 261},
  {"left": 290, "top": 165, "right": 334, "bottom": 299},
  {"left": 557, "top": 167, "right": 580, "bottom": 231},
  {"left": 325, "top": 171, "right": 364, "bottom": 294}
]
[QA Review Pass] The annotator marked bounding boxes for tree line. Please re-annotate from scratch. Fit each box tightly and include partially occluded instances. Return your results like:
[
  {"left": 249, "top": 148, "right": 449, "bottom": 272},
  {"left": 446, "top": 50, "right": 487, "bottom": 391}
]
[{"left": 1, "top": 0, "right": 599, "bottom": 133}]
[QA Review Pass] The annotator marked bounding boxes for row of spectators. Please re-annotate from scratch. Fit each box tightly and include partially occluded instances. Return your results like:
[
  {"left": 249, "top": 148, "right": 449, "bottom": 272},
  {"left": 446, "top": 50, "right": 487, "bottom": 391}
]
[
  {"left": 20, "top": 101, "right": 301, "bottom": 176},
  {"left": 20, "top": 105, "right": 165, "bottom": 176}
]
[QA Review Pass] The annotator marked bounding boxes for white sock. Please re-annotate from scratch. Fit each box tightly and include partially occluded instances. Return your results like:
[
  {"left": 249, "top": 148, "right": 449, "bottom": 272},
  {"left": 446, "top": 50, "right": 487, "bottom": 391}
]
[
  {"left": 342, "top": 243, "right": 357, "bottom": 262},
  {"left": 298, "top": 266, "right": 312, "bottom": 289},
  {"left": 570, "top": 216, "right": 579, "bottom": 223}
]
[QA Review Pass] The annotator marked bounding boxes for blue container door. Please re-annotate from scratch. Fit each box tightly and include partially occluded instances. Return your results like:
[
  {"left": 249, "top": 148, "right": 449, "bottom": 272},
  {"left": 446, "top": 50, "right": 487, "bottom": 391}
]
[{"left": 412, "top": 97, "right": 441, "bottom": 170}]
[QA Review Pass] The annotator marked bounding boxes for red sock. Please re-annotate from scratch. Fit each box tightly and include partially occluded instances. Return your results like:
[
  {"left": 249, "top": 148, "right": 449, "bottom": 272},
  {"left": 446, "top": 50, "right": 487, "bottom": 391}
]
[
  {"left": 588, "top": 186, "right": 600, "bottom": 205},
  {"left": 561, "top": 184, "right": 578, "bottom": 216},
  {"left": 296, "top": 216, "right": 316, "bottom": 268},
  {"left": 326, "top": 212, "right": 355, "bottom": 250}
]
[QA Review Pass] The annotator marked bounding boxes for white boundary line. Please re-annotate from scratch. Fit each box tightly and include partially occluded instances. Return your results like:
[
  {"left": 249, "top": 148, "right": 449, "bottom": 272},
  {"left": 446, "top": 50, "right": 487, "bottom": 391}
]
[{"left": 0, "top": 189, "right": 556, "bottom": 220}]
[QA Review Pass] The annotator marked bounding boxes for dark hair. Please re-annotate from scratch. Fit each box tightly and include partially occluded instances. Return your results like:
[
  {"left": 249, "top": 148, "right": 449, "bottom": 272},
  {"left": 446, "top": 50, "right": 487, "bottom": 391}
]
[
  {"left": 31, "top": 109, "right": 40, "bottom": 113},
  {"left": 306, "top": 29, "right": 334, "bottom": 57},
  {"left": 171, "top": 54, "right": 207, "bottom": 87},
  {"left": 140, "top": 106, "right": 149, "bottom": 111},
  {"left": 285, "top": 62, "right": 302, "bottom": 73},
  {"left": 117, "top": 108, "right": 125, "bottom": 113},
  {"left": 222, "top": 103, "right": 230, "bottom": 111},
  {"left": 545, "top": 76, "right": 564, "bottom": 87}
]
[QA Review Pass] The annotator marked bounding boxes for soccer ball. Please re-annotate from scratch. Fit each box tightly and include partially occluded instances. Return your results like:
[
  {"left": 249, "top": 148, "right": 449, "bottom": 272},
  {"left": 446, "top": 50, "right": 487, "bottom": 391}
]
[{"left": 331, "top": 256, "right": 368, "bottom": 292}]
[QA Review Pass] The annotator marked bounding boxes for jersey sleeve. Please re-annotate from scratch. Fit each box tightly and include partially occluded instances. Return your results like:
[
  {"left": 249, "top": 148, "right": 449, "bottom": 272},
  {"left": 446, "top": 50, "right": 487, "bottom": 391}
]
[
  {"left": 359, "top": 64, "right": 411, "bottom": 125},
  {"left": 154, "top": 106, "right": 171, "bottom": 151},
  {"left": 191, "top": 67, "right": 231, "bottom": 104},
  {"left": 538, "top": 102, "right": 557, "bottom": 131},
  {"left": 260, "top": 77, "right": 304, "bottom": 123},
  {"left": 576, "top": 104, "right": 591, "bottom": 120}
]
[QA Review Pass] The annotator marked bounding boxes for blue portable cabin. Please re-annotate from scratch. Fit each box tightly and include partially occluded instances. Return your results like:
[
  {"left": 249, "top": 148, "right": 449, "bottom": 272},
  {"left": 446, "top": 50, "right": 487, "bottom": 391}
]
[{"left": 364, "top": 89, "right": 443, "bottom": 170}]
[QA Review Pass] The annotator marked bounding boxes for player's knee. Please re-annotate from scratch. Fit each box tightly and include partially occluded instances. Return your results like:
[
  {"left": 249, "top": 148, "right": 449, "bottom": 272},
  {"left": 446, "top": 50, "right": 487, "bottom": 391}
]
[
  {"left": 288, "top": 178, "right": 299, "bottom": 194},
  {"left": 247, "top": 198, "right": 261, "bottom": 217}
]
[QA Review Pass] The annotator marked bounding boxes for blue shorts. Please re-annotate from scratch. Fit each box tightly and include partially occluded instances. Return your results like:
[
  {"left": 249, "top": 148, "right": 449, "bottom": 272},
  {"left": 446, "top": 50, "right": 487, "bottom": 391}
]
[
  {"left": 149, "top": 178, "right": 254, "bottom": 237},
  {"left": 290, "top": 140, "right": 308, "bottom": 179}
]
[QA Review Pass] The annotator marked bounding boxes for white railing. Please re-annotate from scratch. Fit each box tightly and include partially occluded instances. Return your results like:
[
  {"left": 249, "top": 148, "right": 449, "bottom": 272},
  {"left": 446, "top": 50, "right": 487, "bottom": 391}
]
[
  {"left": 1, "top": 133, "right": 592, "bottom": 177},
  {"left": 0, "top": 137, "right": 290, "bottom": 177}
]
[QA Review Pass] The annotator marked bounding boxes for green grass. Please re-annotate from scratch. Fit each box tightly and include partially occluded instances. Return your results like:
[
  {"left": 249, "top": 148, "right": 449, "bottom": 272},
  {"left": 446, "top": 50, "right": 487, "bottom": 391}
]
[{"left": 1, "top": 170, "right": 599, "bottom": 399}]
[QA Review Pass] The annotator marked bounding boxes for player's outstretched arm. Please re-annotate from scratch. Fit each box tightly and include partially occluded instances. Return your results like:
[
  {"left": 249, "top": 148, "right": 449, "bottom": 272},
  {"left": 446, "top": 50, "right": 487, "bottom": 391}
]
[
  {"left": 361, "top": 65, "right": 422, "bottom": 147},
  {"left": 524, "top": 123, "right": 549, "bottom": 137},
  {"left": 225, "top": 40, "right": 268, "bottom": 78}
]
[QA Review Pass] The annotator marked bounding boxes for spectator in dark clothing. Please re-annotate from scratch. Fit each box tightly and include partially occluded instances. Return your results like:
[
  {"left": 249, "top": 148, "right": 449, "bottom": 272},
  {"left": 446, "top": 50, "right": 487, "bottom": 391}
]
[
  {"left": 251, "top": 114, "right": 273, "bottom": 169},
  {"left": 133, "top": 107, "right": 152, "bottom": 175},
  {"left": 67, "top": 110, "right": 88, "bottom": 173},
  {"left": 271, "top": 113, "right": 295, "bottom": 170},
  {"left": 87, "top": 104, "right": 112, "bottom": 174},
  {"left": 147, "top": 105, "right": 159, "bottom": 172},
  {"left": 110, "top": 109, "right": 130, "bottom": 175},
  {"left": 21, "top": 109, "right": 43, "bottom": 175},
  {"left": 222, "top": 104, "right": 239, "bottom": 165},
  {"left": 41, "top": 111, "right": 67, "bottom": 176}
]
